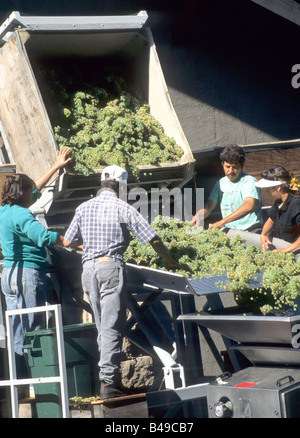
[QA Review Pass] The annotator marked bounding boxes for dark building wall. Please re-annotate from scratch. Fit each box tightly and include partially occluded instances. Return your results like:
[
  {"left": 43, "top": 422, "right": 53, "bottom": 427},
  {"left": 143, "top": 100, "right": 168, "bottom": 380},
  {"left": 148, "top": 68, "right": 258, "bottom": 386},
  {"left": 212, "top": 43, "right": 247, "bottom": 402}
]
[{"left": 0, "top": 0, "right": 300, "bottom": 154}]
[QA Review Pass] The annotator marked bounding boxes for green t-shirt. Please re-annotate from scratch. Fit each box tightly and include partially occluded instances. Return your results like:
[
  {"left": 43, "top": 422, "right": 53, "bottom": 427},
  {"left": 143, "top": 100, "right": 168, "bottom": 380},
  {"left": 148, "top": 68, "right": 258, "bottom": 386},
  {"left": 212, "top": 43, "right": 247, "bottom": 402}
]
[
  {"left": 0, "top": 204, "right": 58, "bottom": 269},
  {"left": 208, "top": 173, "right": 262, "bottom": 230}
]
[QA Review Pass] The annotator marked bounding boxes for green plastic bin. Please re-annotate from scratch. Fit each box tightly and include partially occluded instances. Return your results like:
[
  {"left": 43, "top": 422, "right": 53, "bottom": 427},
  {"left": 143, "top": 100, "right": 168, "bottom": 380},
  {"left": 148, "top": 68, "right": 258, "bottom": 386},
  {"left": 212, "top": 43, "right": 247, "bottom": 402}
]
[{"left": 23, "top": 323, "right": 99, "bottom": 418}]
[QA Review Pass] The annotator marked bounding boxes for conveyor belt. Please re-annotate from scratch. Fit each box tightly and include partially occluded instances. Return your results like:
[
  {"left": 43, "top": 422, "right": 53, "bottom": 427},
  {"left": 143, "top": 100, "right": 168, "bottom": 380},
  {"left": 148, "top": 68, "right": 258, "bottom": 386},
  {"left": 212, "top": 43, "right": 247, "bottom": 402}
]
[
  {"left": 126, "top": 263, "right": 264, "bottom": 297},
  {"left": 188, "top": 272, "right": 264, "bottom": 296}
]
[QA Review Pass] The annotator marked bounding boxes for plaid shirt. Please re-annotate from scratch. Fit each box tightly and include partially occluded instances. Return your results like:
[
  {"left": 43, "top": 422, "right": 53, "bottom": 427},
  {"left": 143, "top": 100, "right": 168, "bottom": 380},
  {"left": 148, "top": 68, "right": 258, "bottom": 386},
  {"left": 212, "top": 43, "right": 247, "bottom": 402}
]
[{"left": 65, "top": 190, "right": 157, "bottom": 263}]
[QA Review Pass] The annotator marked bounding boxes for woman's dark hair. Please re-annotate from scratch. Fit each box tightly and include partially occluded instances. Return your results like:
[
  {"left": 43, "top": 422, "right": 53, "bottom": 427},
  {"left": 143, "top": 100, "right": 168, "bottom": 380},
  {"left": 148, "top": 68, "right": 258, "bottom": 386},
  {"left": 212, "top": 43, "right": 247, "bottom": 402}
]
[
  {"left": 1, "top": 174, "right": 34, "bottom": 206},
  {"left": 261, "top": 165, "right": 300, "bottom": 195},
  {"left": 261, "top": 165, "right": 291, "bottom": 190},
  {"left": 219, "top": 144, "right": 245, "bottom": 165}
]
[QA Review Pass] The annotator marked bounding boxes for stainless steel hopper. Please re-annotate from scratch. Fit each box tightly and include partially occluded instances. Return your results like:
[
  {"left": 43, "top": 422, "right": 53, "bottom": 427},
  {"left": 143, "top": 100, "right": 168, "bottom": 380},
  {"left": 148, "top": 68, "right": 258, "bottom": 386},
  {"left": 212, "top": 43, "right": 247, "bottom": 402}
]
[
  {"left": 230, "top": 345, "right": 300, "bottom": 366},
  {"left": 178, "top": 313, "right": 300, "bottom": 345},
  {"left": 178, "top": 313, "right": 300, "bottom": 367}
]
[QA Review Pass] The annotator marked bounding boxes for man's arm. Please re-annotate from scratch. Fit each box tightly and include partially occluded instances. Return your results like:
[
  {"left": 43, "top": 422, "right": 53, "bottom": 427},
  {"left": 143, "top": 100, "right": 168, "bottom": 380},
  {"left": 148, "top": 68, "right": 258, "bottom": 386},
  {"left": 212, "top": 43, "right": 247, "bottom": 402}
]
[
  {"left": 190, "top": 200, "right": 217, "bottom": 226},
  {"left": 208, "top": 197, "right": 258, "bottom": 230},
  {"left": 35, "top": 147, "right": 71, "bottom": 191},
  {"left": 56, "top": 235, "right": 83, "bottom": 249}
]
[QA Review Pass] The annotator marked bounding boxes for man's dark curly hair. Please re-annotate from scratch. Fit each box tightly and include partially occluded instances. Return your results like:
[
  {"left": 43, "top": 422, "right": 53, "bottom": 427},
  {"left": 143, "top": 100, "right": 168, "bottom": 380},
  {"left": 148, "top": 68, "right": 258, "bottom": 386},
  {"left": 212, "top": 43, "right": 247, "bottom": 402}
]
[
  {"left": 1, "top": 174, "right": 34, "bottom": 206},
  {"left": 219, "top": 144, "right": 245, "bottom": 165}
]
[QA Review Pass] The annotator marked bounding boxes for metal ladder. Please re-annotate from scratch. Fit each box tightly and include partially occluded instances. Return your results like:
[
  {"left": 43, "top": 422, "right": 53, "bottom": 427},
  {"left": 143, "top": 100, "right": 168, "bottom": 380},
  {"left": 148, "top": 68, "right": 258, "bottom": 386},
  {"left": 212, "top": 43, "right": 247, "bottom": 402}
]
[{"left": 0, "top": 304, "right": 69, "bottom": 418}]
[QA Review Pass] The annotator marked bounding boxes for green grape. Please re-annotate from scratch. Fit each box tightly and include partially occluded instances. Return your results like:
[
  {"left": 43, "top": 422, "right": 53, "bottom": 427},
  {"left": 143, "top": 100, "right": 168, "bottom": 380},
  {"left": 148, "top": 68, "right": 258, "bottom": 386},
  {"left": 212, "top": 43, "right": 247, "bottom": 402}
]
[
  {"left": 46, "top": 70, "right": 184, "bottom": 180},
  {"left": 123, "top": 216, "right": 300, "bottom": 315}
]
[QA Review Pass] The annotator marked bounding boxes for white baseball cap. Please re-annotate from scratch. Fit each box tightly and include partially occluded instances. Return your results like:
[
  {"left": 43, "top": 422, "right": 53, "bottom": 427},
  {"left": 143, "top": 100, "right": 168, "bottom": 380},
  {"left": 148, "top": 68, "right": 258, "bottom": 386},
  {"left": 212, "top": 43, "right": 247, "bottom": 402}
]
[
  {"left": 255, "top": 178, "right": 283, "bottom": 188},
  {"left": 101, "top": 165, "right": 128, "bottom": 182}
]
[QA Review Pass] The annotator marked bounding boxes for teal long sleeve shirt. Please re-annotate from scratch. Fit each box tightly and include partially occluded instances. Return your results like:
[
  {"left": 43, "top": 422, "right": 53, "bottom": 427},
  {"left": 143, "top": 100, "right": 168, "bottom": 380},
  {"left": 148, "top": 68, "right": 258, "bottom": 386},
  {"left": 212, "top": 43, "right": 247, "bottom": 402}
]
[{"left": 0, "top": 204, "right": 58, "bottom": 269}]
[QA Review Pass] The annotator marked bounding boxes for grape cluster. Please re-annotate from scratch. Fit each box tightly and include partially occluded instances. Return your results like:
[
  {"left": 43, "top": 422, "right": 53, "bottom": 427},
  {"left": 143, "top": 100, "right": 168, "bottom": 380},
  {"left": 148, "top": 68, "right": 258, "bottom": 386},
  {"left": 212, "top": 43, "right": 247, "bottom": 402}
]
[
  {"left": 51, "top": 72, "right": 183, "bottom": 179},
  {"left": 124, "top": 216, "right": 300, "bottom": 315}
]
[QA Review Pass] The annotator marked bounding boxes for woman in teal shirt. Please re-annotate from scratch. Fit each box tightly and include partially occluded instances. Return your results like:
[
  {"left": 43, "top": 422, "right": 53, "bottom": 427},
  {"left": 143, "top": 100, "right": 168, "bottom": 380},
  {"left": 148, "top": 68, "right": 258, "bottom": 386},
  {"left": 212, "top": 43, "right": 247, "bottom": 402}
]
[{"left": 0, "top": 148, "right": 70, "bottom": 369}]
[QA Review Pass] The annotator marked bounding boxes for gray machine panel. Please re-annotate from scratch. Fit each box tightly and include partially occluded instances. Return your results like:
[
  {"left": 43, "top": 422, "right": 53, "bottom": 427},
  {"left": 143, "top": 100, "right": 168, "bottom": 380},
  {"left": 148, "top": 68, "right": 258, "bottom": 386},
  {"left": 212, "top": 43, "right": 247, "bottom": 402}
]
[
  {"left": 230, "top": 345, "right": 300, "bottom": 367},
  {"left": 207, "top": 367, "right": 300, "bottom": 418},
  {"left": 178, "top": 313, "right": 300, "bottom": 345}
]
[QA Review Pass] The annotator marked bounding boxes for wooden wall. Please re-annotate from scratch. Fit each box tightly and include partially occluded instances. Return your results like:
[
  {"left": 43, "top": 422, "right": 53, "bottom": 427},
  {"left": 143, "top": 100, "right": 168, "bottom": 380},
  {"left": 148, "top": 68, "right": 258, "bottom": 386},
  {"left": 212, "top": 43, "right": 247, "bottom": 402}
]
[{"left": 244, "top": 146, "right": 300, "bottom": 205}]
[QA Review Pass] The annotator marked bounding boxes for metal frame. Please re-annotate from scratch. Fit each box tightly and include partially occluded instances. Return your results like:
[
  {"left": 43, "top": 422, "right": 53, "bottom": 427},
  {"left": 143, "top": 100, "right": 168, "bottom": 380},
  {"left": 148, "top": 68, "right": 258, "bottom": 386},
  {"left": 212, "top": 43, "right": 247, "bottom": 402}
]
[
  {"left": 178, "top": 274, "right": 268, "bottom": 373},
  {"left": 0, "top": 10, "right": 148, "bottom": 45},
  {"left": 125, "top": 263, "right": 203, "bottom": 388},
  {"left": 126, "top": 290, "right": 187, "bottom": 390},
  {"left": 0, "top": 304, "right": 69, "bottom": 418},
  {"left": 146, "top": 383, "right": 209, "bottom": 418}
]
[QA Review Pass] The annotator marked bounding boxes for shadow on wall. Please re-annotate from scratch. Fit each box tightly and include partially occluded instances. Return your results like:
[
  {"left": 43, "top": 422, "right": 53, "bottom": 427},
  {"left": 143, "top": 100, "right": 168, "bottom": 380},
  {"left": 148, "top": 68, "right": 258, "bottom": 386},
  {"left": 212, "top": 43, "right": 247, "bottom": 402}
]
[{"left": 164, "top": 0, "right": 300, "bottom": 143}]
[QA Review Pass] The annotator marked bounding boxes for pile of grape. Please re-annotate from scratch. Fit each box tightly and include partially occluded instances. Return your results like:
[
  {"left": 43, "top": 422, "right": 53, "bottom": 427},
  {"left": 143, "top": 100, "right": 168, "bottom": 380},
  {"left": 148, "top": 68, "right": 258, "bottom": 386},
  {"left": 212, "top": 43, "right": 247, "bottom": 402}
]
[
  {"left": 52, "top": 73, "right": 183, "bottom": 178},
  {"left": 124, "top": 216, "right": 300, "bottom": 315}
]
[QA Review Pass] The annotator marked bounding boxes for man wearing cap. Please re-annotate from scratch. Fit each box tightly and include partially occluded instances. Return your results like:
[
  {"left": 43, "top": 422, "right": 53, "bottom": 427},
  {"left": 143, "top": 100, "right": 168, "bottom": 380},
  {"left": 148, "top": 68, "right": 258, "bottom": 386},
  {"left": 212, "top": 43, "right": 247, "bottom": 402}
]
[
  {"left": 63, "top": 165, "right": 182, "bottom": 399},
  {"left": 191, "top": 144, "right": 262, "bottom": 231}
]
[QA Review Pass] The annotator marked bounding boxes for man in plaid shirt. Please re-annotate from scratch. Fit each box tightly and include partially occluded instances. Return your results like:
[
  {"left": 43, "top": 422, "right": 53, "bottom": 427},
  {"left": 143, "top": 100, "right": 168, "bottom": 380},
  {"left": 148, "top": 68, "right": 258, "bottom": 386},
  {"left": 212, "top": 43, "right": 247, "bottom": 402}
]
[{"left": 64, "top": 165, "right": 181, "bottom": 399}]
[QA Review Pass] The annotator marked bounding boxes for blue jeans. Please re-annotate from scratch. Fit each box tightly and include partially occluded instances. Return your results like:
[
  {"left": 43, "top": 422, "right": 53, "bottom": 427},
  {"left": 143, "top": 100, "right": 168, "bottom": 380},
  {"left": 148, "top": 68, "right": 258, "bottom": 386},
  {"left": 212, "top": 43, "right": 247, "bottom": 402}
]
[
  {"left": 82, "top": 258, "right": 127, "bottom": 385},
  {"left": 1, "top": 266, "right": 48, "bottom": 356}
]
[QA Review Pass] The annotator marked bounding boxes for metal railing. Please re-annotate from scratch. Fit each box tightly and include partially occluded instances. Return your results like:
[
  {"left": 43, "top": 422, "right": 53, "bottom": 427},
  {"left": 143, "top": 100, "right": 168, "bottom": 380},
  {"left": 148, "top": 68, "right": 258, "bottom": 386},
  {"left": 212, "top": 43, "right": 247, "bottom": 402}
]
[{"left": 0, "top": 304, "right": 69, "bottom": 418}]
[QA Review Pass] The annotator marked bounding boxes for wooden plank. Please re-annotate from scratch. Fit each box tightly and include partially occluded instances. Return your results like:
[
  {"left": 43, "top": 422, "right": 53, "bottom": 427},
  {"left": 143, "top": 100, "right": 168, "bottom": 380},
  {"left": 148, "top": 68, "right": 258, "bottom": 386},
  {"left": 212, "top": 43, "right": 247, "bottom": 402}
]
[
  {"left": 18, "top": 393, "right": 148, "bottom": 418},
  {"left": 93, "top": 400, "right": 149, "bottom": 419},
  {"left": 244, "top": 147, "right": 300, "bottom": 205},
  {"left": 244, "top": 148, "right": 300, "bottom": 180},
  {"left": 69, "top": 392, "right": 147, "bottom": 406},
  {"left": 69, "top": 393, "right": 148, "bottom": 419},
  {"left": 0, "top": 33, "right": 57, "bottom": 182}
]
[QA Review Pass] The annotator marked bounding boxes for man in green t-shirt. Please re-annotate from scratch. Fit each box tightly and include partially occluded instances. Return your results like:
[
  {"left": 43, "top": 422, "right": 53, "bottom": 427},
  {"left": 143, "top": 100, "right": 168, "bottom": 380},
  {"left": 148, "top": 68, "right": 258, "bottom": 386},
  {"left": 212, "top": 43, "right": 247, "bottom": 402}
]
[{"left": 191, "top": 144, "right": 262, "bottom": 231}]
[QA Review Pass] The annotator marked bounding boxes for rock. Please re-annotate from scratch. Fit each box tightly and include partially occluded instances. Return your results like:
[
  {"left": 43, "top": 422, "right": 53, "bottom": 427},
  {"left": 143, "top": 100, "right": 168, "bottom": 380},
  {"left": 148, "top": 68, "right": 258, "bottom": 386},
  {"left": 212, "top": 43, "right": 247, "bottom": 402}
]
[{"left": 121, "top": 356, "right": 155, "bottom": 390}]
